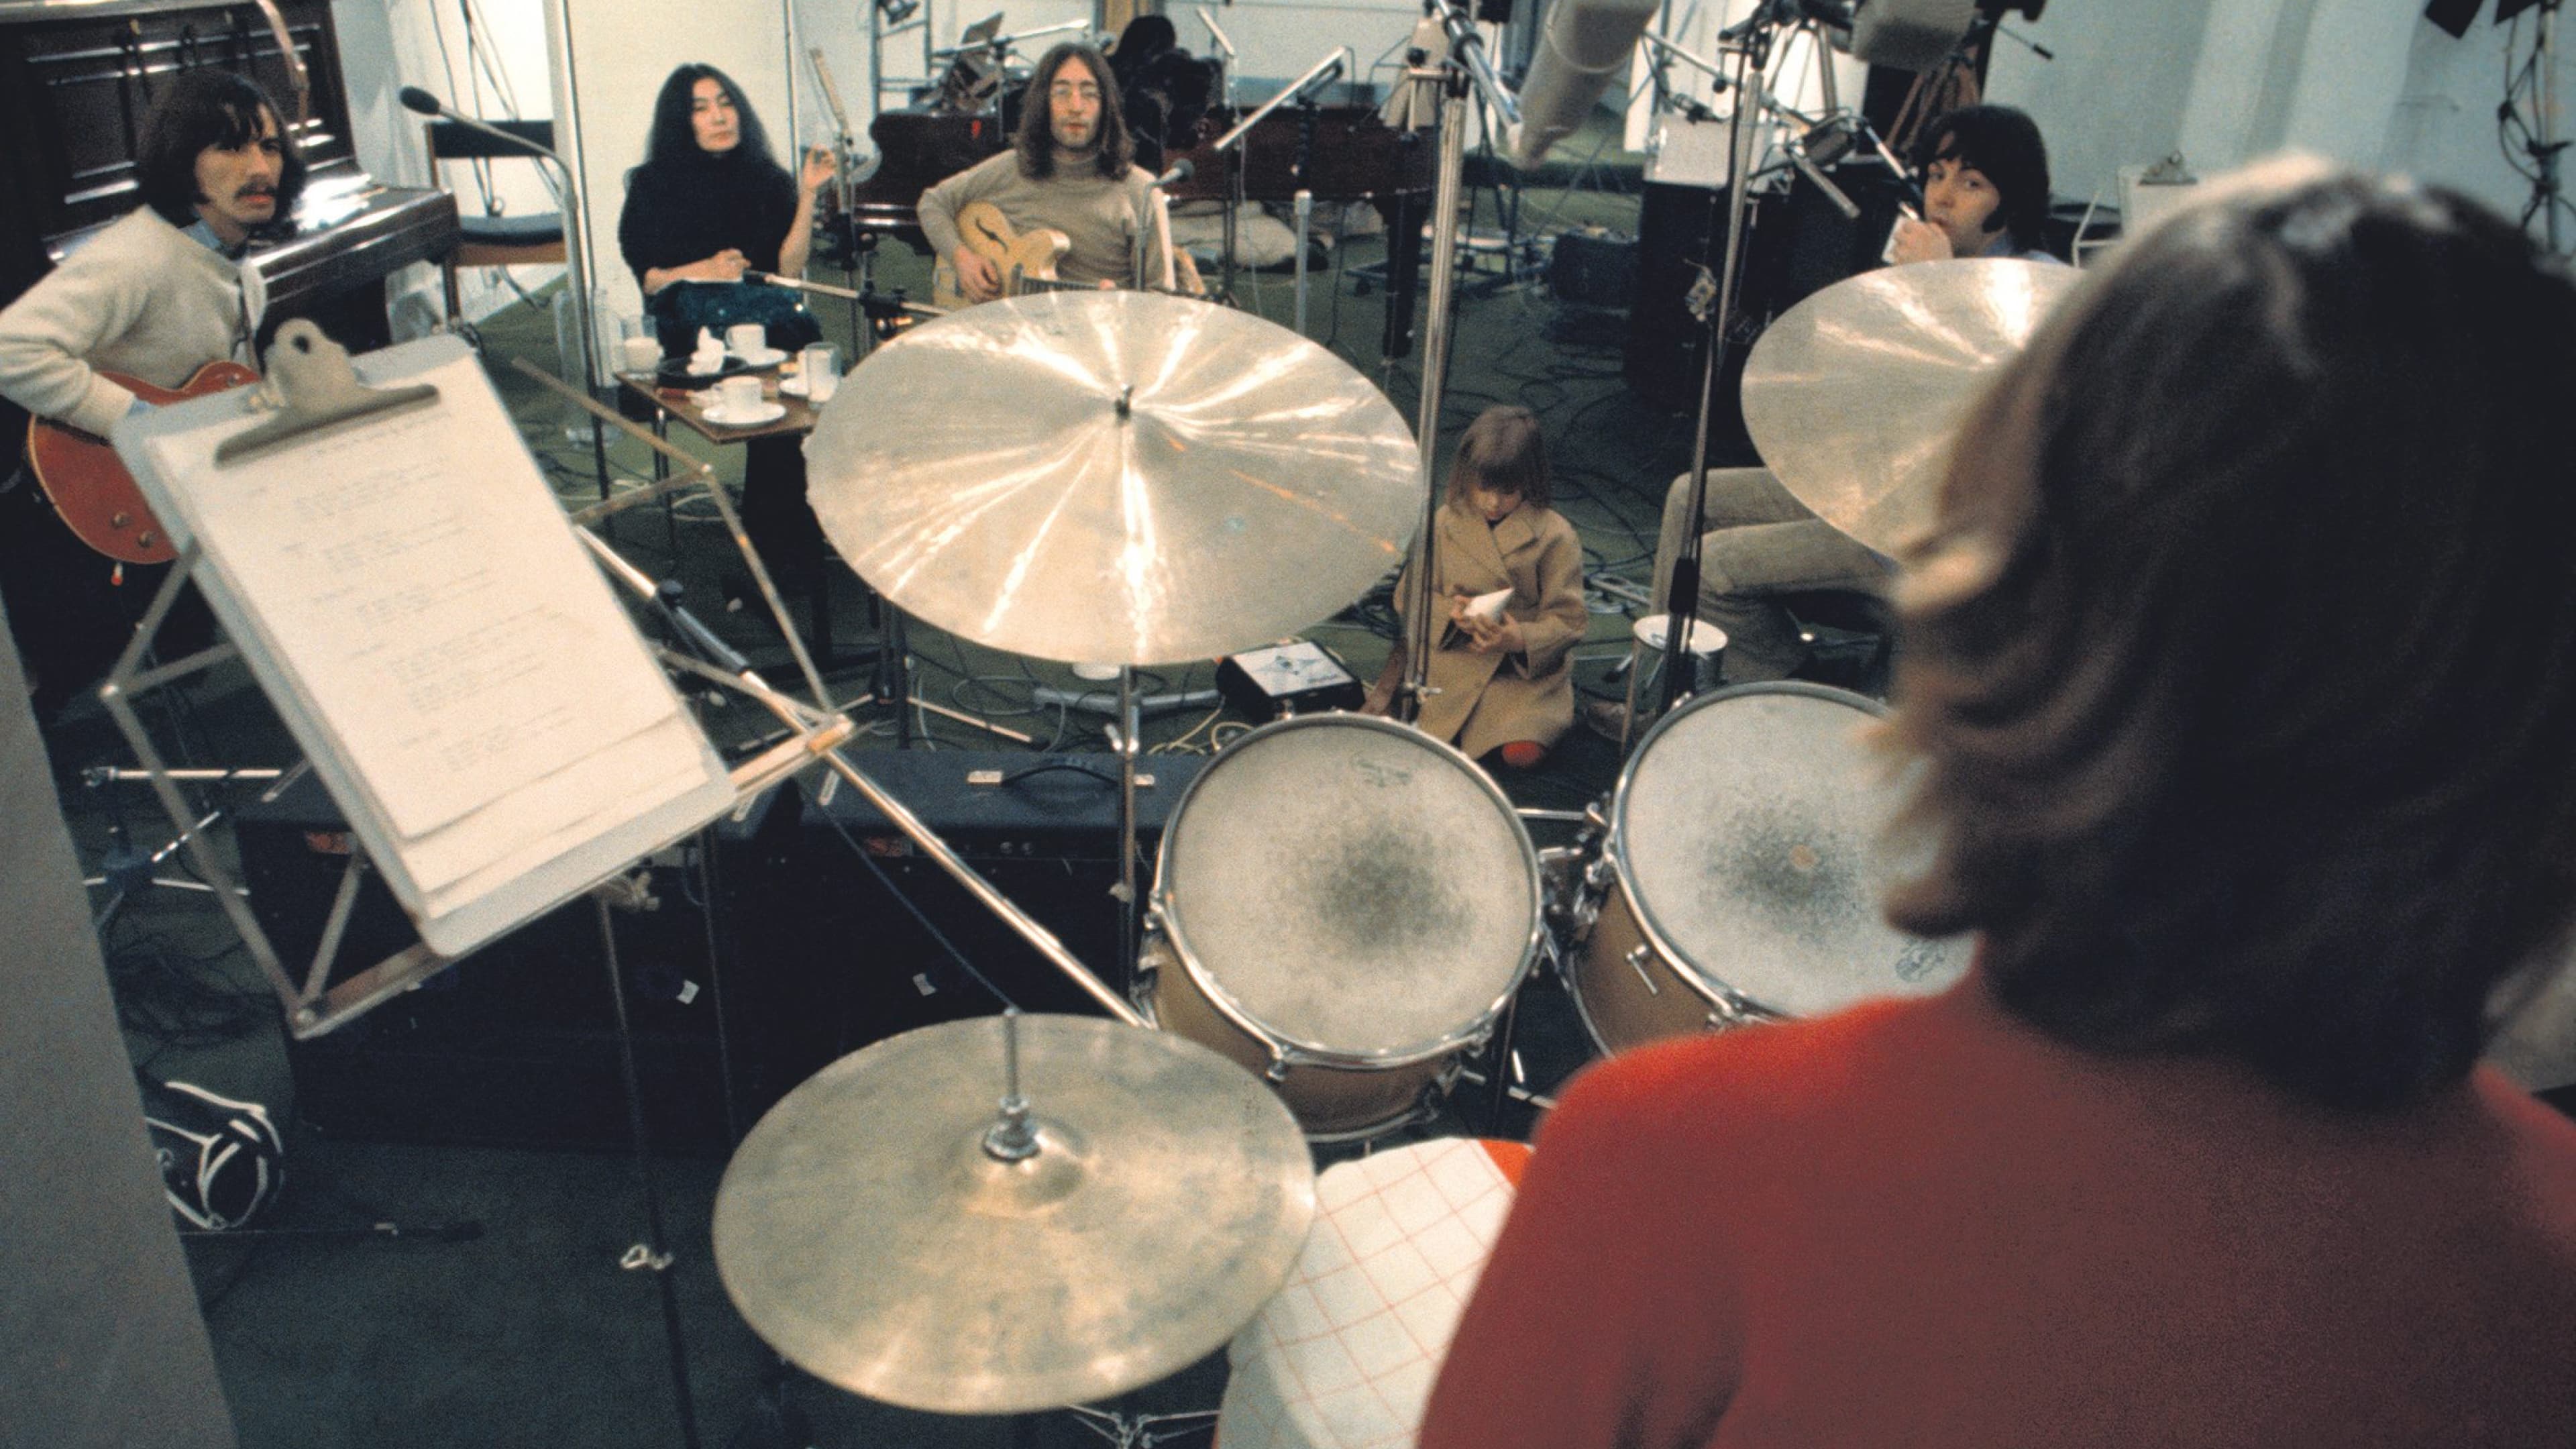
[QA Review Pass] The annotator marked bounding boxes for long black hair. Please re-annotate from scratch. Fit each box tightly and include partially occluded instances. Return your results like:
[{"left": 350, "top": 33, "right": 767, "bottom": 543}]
[
  {"left": 136, "top": 68, "right": 306, "bottom": 231},
  {"left": 641, "top": 63, "right": 780, "bottom": 172},
  {"left": 1014, "top": 44, "right": 1132, "bottom": 181}
]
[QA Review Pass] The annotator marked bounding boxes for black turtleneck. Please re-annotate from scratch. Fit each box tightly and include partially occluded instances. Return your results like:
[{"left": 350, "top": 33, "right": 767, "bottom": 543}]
[{"left": 616, "top": 148, "right": 797, "bottom": 289}]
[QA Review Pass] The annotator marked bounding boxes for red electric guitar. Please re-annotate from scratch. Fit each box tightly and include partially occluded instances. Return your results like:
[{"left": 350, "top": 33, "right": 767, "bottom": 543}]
[{"left": 24, "top": 360, "right": 261, "bottom": 566}]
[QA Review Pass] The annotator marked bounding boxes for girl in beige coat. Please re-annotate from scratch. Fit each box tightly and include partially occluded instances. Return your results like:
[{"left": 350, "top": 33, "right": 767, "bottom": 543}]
[{"left": 1379, "top": 406, "right": 1589, "bottom": 767}]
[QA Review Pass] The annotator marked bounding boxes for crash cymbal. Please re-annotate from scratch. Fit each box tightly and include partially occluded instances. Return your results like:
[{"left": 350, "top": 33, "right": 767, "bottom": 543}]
[
  {"left": 711, "top": 1013, "right": 1316, "bottom": 1415},
  {"left": 804, "top": 289, "right": 1421, "bottom": 666},
  {"left": 1740, "top": 258, "right": 2082, "bottom": 557}
]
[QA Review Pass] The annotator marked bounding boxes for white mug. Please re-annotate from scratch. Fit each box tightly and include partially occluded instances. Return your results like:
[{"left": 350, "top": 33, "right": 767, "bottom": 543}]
[
  {"left": 726, "top": 322, "right": 767, "bottom": 356},
  {"left": 800, "top": 345, "right": 839, "bottom": 402},
  {"left": 717, "top": 374, "right": 763, "bottom": 416}
]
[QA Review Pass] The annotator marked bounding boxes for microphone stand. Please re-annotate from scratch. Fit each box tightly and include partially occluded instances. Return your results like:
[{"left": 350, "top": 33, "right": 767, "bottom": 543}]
[
  {"left": 405, "top": 92, "right": 609, "bottom": 499},
  {"left": 1207, "top": 47, "right": 1352, "bottom": 307},
  {"left": 1394, "top": 1, "right": 1517, "bottom": 724},
  {"left": 806, "top": 46, "right": 876, "bottom": 354},
  {"left": 1653, "top": 12, "right": 1785, "bottom": 722}
]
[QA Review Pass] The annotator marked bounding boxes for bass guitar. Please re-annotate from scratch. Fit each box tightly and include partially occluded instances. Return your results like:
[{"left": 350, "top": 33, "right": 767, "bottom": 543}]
[{"left": 25, "top": 360, "right": 261, "bottom": 566}]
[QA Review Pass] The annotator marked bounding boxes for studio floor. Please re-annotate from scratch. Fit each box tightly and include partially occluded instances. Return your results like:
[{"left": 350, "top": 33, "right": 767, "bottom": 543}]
[{"left": 40, "top": 142, "right": 1744, "bottom": 1448}]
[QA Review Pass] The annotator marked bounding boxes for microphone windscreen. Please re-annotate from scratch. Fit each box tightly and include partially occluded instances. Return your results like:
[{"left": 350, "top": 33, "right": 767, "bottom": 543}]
[
  {"left": 396, "top": 86, "right": 444, "bottom": 117},
  {"left": 1511, "top": 0, "right": 1662, "bottom": 170}
]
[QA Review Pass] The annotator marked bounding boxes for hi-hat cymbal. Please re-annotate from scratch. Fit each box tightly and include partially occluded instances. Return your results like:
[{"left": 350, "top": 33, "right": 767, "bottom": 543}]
[
  {"left": 1740, "top": 258, "right": 2082, "bottom": 557},
  {"left": 711, "top": 1014, "right": 1316, "bottom": 1415},
  {"left": 804, "top": 290, "right": 1422, "bottom": 666}
]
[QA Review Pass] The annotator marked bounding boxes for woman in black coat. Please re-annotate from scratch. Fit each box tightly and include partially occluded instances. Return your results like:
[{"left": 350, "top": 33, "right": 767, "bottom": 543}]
[{"left": 617, "top": 63, "right": 837, "bottom": 606}]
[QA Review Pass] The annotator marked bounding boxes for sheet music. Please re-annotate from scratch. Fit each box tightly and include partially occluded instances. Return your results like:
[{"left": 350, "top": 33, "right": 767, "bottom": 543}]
[
  {"left": 140, "top": 352, "right": 686, "bottom": 846},
  {"left": 122, "top": 338, "right": 735, "bottom": 953}
]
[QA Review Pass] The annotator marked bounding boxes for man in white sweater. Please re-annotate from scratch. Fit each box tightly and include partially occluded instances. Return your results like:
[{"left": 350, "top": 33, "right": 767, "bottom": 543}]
[{"left": 0, "top": 68, "right": 303, "bottom": 715}]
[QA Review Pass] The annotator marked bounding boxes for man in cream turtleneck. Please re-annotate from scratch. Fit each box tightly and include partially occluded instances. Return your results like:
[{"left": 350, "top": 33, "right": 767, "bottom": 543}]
[
  {"left": 919, "top": 42, "right": 1186, "bottom": 299},
  {"left": 0, "top": 67, "right": 301, "bottom": 714}
]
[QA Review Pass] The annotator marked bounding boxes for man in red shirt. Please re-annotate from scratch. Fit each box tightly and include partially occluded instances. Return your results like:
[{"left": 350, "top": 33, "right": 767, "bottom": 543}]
[{"left": 1421, "top": 160, "right": 2576, "bottom": 1448}]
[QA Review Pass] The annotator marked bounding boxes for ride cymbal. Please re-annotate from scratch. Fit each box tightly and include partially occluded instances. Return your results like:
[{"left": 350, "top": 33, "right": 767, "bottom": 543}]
[{"left": 804, "top": 289, "right": 1421, "bottom": 665}]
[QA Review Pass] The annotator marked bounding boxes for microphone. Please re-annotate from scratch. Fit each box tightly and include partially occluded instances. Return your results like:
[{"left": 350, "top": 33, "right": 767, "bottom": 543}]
[
  {"left": 1150, "top": 158, "right": 1195, "bottom": 189},
  {"left": 1512, "top": 0, "right": 1663, "bottom": 170},
  {"left": 397, "top": 85, "right": 444, "bottom": 116}
]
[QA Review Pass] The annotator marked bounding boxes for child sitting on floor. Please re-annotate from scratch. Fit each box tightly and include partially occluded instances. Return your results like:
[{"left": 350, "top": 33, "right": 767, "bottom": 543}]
[{"left": 1375, "top": 405, "right": 1589, "bottom": 769}]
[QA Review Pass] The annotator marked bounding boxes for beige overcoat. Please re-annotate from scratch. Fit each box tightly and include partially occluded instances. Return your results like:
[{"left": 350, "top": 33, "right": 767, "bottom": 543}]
[{"left": 1384, "top": 501, "right": 1588, "bottom": 759}]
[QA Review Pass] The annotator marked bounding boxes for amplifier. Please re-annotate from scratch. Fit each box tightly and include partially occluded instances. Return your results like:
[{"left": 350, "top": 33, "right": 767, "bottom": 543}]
[
  {"left": 240, "top": 753, "right": 1218, "bottom": 1149},
  {"left": 235, "top": 773, "right": 738, "bottom": 1152},
  {"left": 712, "top": 750, "right": 1212, "bottom": 1103},
  {"left": 1547, "top": 227, "right": 1638, "bottom": 309}
]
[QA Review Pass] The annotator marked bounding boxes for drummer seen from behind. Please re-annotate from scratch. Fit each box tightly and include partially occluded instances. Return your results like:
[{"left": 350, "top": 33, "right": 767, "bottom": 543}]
[
  {"left": 1368, "top": 405, "right": 1588, "bottom": 770},
  {"left": 1887, "top": 103, "right": 2057, "bottom": 264},
  {"left": 1421, "top": 161, "right": 2576, "bottom": 1449}
]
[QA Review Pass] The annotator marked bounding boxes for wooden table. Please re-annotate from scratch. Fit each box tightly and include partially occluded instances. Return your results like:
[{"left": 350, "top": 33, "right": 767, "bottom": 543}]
[
  {"left": 615, "top": 365, "right": 855, "bottom": 664},
  {"left": 616, "top": 365, "right": 823, "bottom": 444}
]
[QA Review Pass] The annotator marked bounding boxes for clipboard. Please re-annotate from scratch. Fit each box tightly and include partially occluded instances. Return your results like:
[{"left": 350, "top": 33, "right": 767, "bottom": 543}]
[{"left": 111, "top": 324, "right": 737, "bottom": 963}]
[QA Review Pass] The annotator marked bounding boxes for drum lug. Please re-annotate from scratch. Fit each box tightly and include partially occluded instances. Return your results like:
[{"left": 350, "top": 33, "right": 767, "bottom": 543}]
[
  {"left": 1262, "top": 1051, "right": 1293, "bottom": 1084},
  {"left": 1625, "top": 945, "right": 1660, "bottom": 996},
  {"left": 1705, "top": 994, "right": 1752, "bottom": 1030}
]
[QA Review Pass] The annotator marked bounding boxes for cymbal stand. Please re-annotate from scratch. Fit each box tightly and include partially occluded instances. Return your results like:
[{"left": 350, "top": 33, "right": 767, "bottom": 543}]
[
  {"left": 1112, "top": 666, "right": 1143, "bottom": 993},
  {"left": 592, "top": 883, "right": 705, "bottom": 1449},
  {"left": 1395, "top": 1, "right": 1517, "bottom": 724},
  {"left": 1652, "top": 7, "right": 1788, "bottom": 726}
]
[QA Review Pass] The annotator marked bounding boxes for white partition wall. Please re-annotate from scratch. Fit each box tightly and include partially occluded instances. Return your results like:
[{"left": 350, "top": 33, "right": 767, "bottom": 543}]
[{"left": 333, "top": 0, "right": 565, "bottom": 327}]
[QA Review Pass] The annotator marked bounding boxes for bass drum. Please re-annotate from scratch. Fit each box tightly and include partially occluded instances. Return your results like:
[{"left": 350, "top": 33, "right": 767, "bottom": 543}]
[
  {"left": 1572, "top": 681, "right": 1969, "bottom": 1053},
  {"left": 1138, "top": 714, "right": 1544, "bottom": 1140}
]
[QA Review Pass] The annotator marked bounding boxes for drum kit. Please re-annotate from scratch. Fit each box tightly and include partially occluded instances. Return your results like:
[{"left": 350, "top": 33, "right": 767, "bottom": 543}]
[{"left": 707, "top": 258, "right": 2071, "bottom": 1421}]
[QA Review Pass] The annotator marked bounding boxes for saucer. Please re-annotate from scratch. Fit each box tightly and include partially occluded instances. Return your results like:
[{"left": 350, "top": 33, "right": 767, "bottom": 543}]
[
  {"left": 657, "top": 354, "right": 748, "bottom": 386},
  {"left": 701, "top": 400, "right": 787, "bottom": 427},
  {"left": 731, "top": 345, "right": 788, "bottom": 369},
  {"left": 779, "top": 375, "right": 839, "bottom": 400}
]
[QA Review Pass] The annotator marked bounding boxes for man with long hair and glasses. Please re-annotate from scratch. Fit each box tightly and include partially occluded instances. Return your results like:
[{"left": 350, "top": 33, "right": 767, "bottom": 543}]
[
  {"left": 1424, "top": 161, "right": 2576, "bottom": 1448},
  {"left": 0, "top": 68, "right": 303, "bottom": 715},
  {"left": 917, "top": 42, "right": 1189, "bottom": 302}
]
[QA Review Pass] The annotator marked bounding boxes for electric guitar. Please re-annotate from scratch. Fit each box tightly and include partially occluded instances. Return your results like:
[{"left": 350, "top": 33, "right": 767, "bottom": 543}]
[
  {"left": 927, "top": 199, "right": 1207, "bottom": 311},
  {"left": 25, "top": 360, "right": 261, "bottom": 565},
  {"left": 930, "top": 201, "right": 1077, "bottom": 310}
]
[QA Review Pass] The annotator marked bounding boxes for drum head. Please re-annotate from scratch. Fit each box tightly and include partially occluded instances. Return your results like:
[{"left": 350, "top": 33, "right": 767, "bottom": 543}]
[
  {"left": 1615, "top": 683, "right": 1968, "bottom": 1018},
  {"left": 1158, "top": 716, "right": 1539, "bottom": 1060}
]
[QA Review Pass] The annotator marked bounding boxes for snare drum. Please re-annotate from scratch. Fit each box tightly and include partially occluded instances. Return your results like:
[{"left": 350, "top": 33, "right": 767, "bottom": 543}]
[
  {"left": 1571, "top": 681, "right": 1970, "bottom": 1053},
  {"left": 1138, "top": 714, "right": 1544, "bottom": 1139}
]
